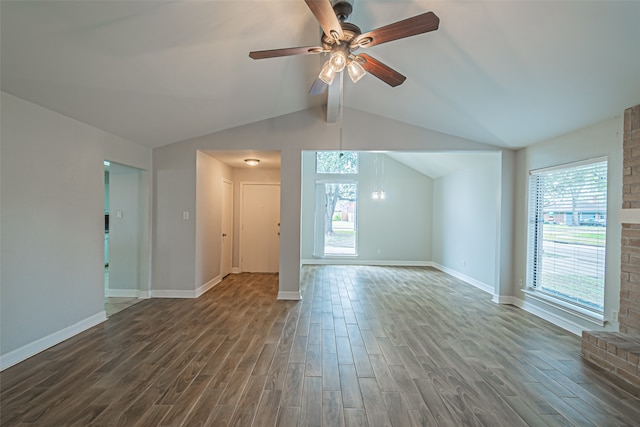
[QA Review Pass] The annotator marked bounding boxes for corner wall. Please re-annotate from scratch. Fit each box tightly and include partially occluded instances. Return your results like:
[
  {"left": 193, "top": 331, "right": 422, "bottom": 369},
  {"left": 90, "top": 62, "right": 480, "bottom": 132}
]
[
  {"left": 432, "top": 154, "right": 501, "bottom": 293},
  {"left": 0, "top": 92, "right": 152, "bottom": 369}
]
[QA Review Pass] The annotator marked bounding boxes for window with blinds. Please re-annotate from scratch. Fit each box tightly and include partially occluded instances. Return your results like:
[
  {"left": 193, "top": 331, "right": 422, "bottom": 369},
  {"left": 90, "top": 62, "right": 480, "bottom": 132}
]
[{"left": 526, "top": 158, "right": 607, "bottom": 313}]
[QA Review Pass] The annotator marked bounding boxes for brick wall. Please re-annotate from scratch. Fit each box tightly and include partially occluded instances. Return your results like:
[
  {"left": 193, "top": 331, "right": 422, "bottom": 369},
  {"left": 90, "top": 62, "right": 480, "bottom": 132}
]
[
  {"left": 621, "top": 105, "right": 640, "bottom": 335},
  {"left": 582, "top": 104, "right": 640, "bottom": 388}
]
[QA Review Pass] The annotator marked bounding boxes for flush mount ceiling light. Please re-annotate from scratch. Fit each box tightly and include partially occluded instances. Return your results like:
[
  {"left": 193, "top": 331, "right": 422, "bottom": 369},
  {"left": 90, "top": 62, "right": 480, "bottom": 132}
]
[
  {"left": 244, "top": 159, "right": 260, "bottom": 166},
  {"left": 249, "top": 0, "right": 439, "bottom": 94}
]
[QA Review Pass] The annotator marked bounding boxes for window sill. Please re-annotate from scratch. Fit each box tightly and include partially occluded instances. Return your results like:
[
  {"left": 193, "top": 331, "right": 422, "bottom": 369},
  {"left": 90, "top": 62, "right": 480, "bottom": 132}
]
[
  {"left": 314, "top": 255, "right": 359, "bottom": 258},
  {"left": 521, "top": 288, "right": 605, "bottom": 326}
]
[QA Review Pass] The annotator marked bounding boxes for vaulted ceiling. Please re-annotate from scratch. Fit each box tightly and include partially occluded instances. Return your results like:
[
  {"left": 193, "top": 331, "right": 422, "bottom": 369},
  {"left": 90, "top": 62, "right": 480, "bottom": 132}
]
[{"left": 2, "top": 1, "right": 639, "bottom": 149}]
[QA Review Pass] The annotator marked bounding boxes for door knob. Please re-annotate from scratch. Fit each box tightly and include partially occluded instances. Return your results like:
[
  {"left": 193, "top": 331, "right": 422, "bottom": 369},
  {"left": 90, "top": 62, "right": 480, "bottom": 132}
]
[{"left": 222, "top": 233, "right": 227, "bottom": 237}]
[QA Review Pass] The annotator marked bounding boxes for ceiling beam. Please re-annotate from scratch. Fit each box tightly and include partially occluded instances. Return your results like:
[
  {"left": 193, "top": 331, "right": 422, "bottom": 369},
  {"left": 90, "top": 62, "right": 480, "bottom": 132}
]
[{"left": 326, "top": 71, "right": 343, "bottom": 123}]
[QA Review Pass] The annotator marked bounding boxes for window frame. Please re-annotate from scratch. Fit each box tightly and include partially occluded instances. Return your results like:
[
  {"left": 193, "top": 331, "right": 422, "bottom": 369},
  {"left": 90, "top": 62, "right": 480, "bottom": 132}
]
[
  {"left": 313, "top": 179, "right": 359, "bottom": 258},
  {"left": 525, "top": 157, "right": 608, "bottom": 319}
]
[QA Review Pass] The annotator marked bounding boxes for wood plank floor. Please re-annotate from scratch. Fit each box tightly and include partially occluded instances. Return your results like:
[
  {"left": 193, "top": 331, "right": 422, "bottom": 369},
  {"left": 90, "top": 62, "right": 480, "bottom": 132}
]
[{"left": 2, "top": 265, "right": 640, "bottom": 426}]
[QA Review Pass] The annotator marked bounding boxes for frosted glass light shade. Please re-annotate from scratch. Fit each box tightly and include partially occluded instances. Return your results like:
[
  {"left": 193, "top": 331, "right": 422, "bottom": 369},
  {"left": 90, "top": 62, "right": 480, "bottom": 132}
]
[
  {"left": 329, "top": 51, "right": 347, "bottom": 72},
  {"left": 319, "top": 60, "right": 336, "bottom": 85},
  {"left": 347, "top": 59, "right": 366, "bottom": 83}
]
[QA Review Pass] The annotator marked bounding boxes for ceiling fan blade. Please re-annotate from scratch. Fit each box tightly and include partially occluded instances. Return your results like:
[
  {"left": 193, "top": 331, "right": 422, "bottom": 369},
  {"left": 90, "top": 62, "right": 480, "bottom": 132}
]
[
  {"left": 249, "top": 46, "right": 323, "bottom": 59},
  {"left": 309, "top": 77, "right": 328, "bottom": 95},
  {"left": 358, "top": 54, "right": 406, "bottom": 87},
  {"left": 355, "top": 12, "right": 439, "bottom": 48},
  {"left": 304, "top": 0, "right": 344, "bottom": 41}
]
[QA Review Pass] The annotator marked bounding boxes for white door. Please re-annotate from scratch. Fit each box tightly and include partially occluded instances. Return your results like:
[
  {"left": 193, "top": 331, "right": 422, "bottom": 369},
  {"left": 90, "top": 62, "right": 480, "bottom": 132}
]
[
  {"left": 221, "top": 179, "right": 233, "bottom": 277},
  {"left": 241, "top": 183, "right": 280, "bottom": 272}
]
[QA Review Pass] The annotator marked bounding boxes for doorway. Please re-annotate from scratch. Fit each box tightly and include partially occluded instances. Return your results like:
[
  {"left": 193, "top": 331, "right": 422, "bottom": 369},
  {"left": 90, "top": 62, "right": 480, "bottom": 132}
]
[
  {"left": 240, "top": 183, "right": 280, "bottom": 272},
  {"left": 104, "top": 161, "right": 148, "bottom": 316}
]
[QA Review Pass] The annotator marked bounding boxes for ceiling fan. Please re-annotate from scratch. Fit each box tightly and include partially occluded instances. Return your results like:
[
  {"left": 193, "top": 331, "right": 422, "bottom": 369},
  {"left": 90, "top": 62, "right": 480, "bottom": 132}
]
[{"left": 249, "top": 0, "right": 439, "bottom": 94}]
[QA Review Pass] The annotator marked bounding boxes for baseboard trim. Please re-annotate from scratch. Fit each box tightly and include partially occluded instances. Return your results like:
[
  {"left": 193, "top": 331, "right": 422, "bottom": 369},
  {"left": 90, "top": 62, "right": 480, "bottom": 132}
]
[
  {"left": 105, "top": 289, "right": 140, "bottom": 298},
  {"left": 138, "top": 290, "right": 152, "bottom": 299},
  {"left": 151, "top": 289, "right": 197, "bottom": 298},
  {"left": 430, "top": 263, "right": 494, "bottom": 295},
  {"left": 301, "top": 259, "right": 433, "bottom": 267},
  {"left": 196, "top": 275, "right": 222, "bottom": 297},
  {"left": 0, "top": 311, "right": 107, "bottom": 371},
  {"left": 511, "top": 297, "right": 583, "bottom": 336},
  {"left": 277, "top": 291, "right": 302, "bottom": 300},
  {"left": 492, "top": 295, "right": 516, "bottom": 305},
  {"left": 231, "top": 267, "right": 241, "bottom": 274}
]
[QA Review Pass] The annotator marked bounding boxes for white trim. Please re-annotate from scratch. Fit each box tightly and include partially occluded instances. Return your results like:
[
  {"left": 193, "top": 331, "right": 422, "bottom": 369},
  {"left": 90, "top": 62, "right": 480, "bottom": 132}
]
[
  {"left": 105, "top": 289, "right": 140, "bottom": 298},
  {"left": 492, "top": 295, "right": 516, "bottom": 304},
  {"left": 530, "top": 156, "right": 608, "bottom": 175},
  {"left": 196, "top": 275, "right": 222, "bottom": 297},
  {"left": 138, "top": 290, "right": 152, "bottom": 299},
  {"left": 221, "top": 179, "right": 234, "bottom": 278},
  {"left": 0, "top": 312, "right": 107, "bottom": 371},
  {"left": 151, "top": 289, "right": 197, "bottom": 298},
  {"left": 521, "top": 289, "right": 605, "bottom": 325},
  {"left": 301, "top": 259, "right": 433, "bottom": 267},
  {"left": 511, "top": 296, "right": 585, "bottom": 336},
  {"left": 231, "top": 267, "right": 241, "bottom": 274},
  {"left": 430, "top": 262, "right": 494, "bottom": 295},
  {"left": 619, "top": 208, "right": 640, "bottom": 224},
  {"left": 277, "top": 291, "right": 302, "bottom": 300}
]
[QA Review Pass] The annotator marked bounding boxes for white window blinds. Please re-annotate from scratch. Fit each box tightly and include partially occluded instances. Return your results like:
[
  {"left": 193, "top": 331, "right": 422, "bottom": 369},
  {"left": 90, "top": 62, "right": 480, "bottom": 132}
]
[{"left": 526, "top": 159, "right": 607, "bottom": 313}]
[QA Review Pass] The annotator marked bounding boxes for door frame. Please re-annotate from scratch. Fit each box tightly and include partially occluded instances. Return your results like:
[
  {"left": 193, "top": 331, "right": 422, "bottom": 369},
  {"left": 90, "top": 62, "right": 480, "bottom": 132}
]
[
  {"left": 221, "top": 178, "right": 233, "bottom": 278},
  {"left": 239, "top": 181, "right": 281, "bottom": 272}
]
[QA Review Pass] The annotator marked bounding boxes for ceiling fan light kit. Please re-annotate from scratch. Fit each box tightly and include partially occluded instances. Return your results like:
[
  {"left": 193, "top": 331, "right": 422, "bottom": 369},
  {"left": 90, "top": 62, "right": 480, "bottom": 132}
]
[
  {"left": 319, "top": 60, "right": 337, "bottom": 85},
  {"left": 248, "top": 0, "right": 439, "bottom": 91},
  {"left": 346, "top": 57, "right": 366, "bottom": 83}
]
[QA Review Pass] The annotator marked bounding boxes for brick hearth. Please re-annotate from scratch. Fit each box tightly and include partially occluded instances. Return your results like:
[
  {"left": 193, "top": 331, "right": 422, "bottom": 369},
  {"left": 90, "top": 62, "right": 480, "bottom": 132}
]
[{"left": 582, "top": 104, "right": 640, "bottom": 388}]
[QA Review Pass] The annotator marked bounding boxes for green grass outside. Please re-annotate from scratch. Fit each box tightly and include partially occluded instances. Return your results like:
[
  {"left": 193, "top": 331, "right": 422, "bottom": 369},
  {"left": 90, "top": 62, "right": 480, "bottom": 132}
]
[
  {"left": 542, "top": 224, "right": 605, "bottom": 247},
  {"left": 326, "top": 230, "right": 355, "bottom": 248}
]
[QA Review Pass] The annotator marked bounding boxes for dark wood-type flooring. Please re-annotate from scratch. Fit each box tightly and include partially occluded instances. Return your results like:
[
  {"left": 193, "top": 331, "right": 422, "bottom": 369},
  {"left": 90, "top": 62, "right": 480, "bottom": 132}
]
[{"left": 2, "top": 265, "right": 640, "bottom": 426}]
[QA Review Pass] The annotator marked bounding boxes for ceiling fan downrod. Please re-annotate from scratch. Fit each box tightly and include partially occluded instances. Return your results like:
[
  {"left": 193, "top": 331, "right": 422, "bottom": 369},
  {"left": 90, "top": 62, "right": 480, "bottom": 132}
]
[{"left": 333, "top": 1, "right": 353, "bottom": 22}]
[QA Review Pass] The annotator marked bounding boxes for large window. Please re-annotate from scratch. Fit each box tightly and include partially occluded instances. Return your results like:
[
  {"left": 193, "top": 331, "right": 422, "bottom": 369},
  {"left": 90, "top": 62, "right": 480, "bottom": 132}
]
[
  {"left": 526, "top": 158, "right": 607, "bottom": 313},
  {"left": 314, "top": 151, "right": 359, "bottom": 257},
  {"left": 315, "top": 182, "right": 358, "bottom": 256}
]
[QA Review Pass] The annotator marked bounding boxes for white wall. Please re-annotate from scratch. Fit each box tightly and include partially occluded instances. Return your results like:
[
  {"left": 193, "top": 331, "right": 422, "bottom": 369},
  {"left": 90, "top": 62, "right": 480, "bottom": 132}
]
[
  {"left": 432, "top": 154, "right": 501, "bottom": 292},
  {"left": 512, "top": 116, "right": 623, "bottom": 334},
  {"left": 0, "top": 92, "right": 152, "bottom": 368},
  {"left": 300, "top": 151, "right": 433, "bottom": 263},
  {"left": 152, "top": 107, "right": 501, "bottom": 299}
]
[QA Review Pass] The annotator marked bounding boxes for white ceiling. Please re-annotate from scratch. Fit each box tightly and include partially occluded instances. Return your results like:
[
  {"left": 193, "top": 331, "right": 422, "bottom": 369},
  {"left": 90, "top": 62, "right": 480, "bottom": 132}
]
[
  {"left": 204, "top": 150, "right": 282, "bottom": 169},
  {"left": 387, "top": 151, "right": 498, "bottom": 179},
  {"left": 2, "top": 1, "right": 639, "bottom": 150}
]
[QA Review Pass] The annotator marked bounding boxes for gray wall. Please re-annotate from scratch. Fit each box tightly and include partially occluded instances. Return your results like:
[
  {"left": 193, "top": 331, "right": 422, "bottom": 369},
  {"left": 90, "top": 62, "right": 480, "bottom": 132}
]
[
  {"left": 432, "top": 154, "right": 501, "bottom": 289},
  {"left": 0, "top": 92, "right": 151, "bottom": 364},
  {"left": 152, "top": 107, "right": 501, "bottom": 298},
  {"left": 195, "top": 152, "right": 230, "bottom": 290}
]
